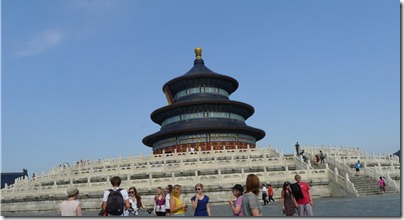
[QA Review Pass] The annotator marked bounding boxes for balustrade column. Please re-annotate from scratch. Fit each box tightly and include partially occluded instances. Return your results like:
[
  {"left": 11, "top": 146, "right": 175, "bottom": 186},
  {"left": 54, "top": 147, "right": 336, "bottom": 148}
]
[
  {"left": 241, "top": 167, "right": 245, "bottom": 180},
  {"left": 263, "top": 166, "right": 268, "bottom": 180},
  {"left": 373, "top": 166, "right": 377, "bottom": 179},
  {"left": 334, "top": 167, "right": 339, "bottom": 181},
  {"left": 218, "top": 169, "right": 222, "bottom": 187},
  {"left": 194, "top": 171, "right": 198, "bottom": 184},
  {"left": 345, "top": 173, "right": 349, "bottom": 189}
]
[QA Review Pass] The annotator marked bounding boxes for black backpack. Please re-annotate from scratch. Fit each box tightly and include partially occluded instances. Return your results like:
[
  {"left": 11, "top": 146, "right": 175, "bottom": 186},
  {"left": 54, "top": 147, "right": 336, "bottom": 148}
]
[
  {"left": 107, "top": 189, "right": 124, "bottom": 215},
  {"left": 290, "top": 183, "right": 304, "bottom": 201}
]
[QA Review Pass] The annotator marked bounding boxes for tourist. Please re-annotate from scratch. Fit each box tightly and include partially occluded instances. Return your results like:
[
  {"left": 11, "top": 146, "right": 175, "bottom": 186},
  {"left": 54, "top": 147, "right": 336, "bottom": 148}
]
[
  {"left": 320, "top": 151, "right": 325, "bottom": 164},
  {"left": 165, "top": 185, "right": 173, "bottom": 216},
  {"left": 315, "top": 154, "right": 320, "bottom": 165},
  {"left": 102, "top": 176, "right": 130, "bottom": 216},
  {"left": 300, "top": 150, "right": 307, "bottom": 163},
  {"left": 261, "top": 183, "right": 268, "bottom": 205},
  {"left": 170, "top": 184, "right": 188, "bottom": 216},
  {"left": 60, "top": 186, "right": 82, "bottom": 216},
  {"left": 355, "top": 160, "right": 361, "bottom": 176},
  {"left": 267, "top": 184, "right": 275, "bottom": 204},
  {"left": 241, "top": 174, "right": 262, "bottom": 216},
  {"left": 294, "top": 174, "right": 313, "bottom": 216},
  {"left": 126, "top": 186, "right": 147, "bottom": 216},
  {"left": 295, "top": 142, "right": 300, "bottom": 155},
  {"left": 190, "top": 146, "right": 195, "bottom": 154},
  {"left": 191, "top": 183, "right": 211, "bottom": 216},
  {"left": 153, "top": 187, "right": 166, "bottom": 216},
  {"left": 281, "top": 181, "right": 298, "bottom": 216},
  {"left": 229, "top": 184, "right": 243, "bottom": 216},
  {"left": 378, "top": 176, "right": 386, "bottom": 194}
]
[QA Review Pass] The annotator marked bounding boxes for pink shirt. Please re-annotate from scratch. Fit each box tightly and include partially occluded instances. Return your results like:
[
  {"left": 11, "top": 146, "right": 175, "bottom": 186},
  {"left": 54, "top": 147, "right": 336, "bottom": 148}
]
[
  {"left": 233, "top": 196, "right": 243, "bottom": 216},
  {"left": 378, "top": 179, "right": 385, "bottom": 187},
  {"left": 297, "top": 182, "right": 311, "bottom": 205}
]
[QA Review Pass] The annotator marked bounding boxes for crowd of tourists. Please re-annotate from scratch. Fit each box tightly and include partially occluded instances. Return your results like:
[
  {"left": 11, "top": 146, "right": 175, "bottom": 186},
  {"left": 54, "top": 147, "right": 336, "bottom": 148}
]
[
  {"left": 58, "top": 143, "right": 388, "bottom": 217},
  {"left": 59, "top": 173, "right": 319, "bottom": 217}
]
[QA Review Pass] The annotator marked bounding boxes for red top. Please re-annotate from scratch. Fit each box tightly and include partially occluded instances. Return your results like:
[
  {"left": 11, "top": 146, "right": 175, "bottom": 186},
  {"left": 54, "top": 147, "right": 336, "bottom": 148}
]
[{"left": 297, "top": 182, "right": 311, "bottom": 205}]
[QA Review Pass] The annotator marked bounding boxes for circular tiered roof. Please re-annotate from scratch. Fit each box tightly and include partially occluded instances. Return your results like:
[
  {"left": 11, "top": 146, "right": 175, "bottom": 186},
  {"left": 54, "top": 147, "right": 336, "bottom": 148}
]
[{"left": 142, "top": 48, "right": 266, "bottom": 151}]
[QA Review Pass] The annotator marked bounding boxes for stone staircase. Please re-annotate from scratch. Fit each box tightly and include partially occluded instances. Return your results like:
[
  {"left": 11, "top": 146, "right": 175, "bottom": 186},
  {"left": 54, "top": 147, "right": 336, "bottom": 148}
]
[{"left": 349, "top": 175, "right": 397, "bottom": 196}]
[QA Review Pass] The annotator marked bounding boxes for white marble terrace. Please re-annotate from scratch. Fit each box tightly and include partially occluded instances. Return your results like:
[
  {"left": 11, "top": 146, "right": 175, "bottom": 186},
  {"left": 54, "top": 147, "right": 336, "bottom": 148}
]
[{"left": 1, "top": 145, "right": 400, "bottom": 213}]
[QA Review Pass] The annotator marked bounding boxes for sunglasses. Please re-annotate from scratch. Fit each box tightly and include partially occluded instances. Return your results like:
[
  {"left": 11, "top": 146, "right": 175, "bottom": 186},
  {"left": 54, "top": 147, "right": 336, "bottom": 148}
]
[
  {"left": 195, "top": 188, "right": 201, "bottom": 191},
  {"left": 129, "top": 191, "right": 135, "bottom": 194}
]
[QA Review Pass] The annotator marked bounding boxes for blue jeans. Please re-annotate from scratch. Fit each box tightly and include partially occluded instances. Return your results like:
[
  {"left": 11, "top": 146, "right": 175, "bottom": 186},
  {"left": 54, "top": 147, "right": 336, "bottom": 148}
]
[{"left": 172, "top": 213, "right": 185, "bottom": 216}]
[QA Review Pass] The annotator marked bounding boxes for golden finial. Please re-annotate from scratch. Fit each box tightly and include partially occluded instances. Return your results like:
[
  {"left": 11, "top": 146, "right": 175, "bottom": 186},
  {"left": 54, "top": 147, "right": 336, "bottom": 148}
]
[{"left": 195, "top": 48, "right": 202, "bottom": 59}]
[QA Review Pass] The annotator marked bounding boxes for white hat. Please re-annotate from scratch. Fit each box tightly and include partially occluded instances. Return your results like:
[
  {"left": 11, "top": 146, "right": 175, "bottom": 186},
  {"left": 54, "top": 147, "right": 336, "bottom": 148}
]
[{"left": 67, "top": 186, "right": 79, "bottom": 196}]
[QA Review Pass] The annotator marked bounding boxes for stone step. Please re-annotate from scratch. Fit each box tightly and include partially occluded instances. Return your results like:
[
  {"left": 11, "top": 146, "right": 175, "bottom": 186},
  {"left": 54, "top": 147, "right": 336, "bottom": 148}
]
[{"left": 346, "top": 175, "right": 394, "bottom": 196}]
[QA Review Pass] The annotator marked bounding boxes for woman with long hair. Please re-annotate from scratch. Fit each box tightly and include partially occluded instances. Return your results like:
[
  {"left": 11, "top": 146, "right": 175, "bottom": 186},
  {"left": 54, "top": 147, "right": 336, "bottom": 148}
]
[
  {"left": 170, "top": 185, "right": 188, "bottom": 216},
  {"left": 153, "top": 187, "right": 166, "bottom": 216},
  {"left": 281, "top": 181, "right": 298, "bottom": 216},
  {"left": 191, "top": 183, "right": 211, "bottom": 216},
  {"left": 126, "top": 186, "right": 146, "bottom": 216},
  {"left": 241, "top": 174, "right": 262, "bottom": 216},
  {"left": 165, "top": 185, "right": 173, "bottom": 216}
]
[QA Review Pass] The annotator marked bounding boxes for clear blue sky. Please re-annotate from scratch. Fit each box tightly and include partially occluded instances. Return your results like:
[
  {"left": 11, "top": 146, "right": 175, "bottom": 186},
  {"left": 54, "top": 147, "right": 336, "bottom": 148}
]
[{"left": 2, "top": 0, "right": 400, "bottom": 175}]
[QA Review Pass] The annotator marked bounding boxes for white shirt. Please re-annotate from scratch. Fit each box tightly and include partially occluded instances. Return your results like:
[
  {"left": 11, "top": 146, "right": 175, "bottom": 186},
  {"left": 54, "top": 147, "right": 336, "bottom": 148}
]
[
  {"left": 165, "top": 193, "right": 171, "bottom": 209},
  {"left": 102, "top": 188, "right": 129, "bottom": 216},
  {"left": 261, "top": 186, "right": 267, "bottom": 194}
]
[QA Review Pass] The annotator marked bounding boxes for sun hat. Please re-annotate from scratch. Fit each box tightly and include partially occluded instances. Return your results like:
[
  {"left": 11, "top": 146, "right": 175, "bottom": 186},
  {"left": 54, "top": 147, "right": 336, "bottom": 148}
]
[
  {"left": 67, "top": 186, "right": 79, "bottom": 196},
  {"left": 232, "top": 184, "right": 244, "bottom": 193}
]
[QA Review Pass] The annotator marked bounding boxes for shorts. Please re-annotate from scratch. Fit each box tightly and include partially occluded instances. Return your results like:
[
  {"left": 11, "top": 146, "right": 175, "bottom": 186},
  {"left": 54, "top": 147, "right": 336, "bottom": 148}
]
[
  {"left": 165, "top": 209, "right": 171, "bottom": 214},
  {"left": 156, "top": 211, "right": 166, "bottom": 216},
  {"left": 355, "top": 168, "right": 360, "bottom": 172}
]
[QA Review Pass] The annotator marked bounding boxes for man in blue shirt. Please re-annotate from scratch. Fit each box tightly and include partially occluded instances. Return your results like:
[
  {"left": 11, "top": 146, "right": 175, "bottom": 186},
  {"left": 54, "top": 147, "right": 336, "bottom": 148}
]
[{"left": 355, "top": 160, "right": 361, "bottom": 176}]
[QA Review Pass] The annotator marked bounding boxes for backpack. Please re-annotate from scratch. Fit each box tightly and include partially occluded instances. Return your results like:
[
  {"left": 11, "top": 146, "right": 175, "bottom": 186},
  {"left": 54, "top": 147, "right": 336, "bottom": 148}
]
[
  {"left": 107, "top": 189, "right": 124, "bottom": 215},
  {"left": 290, "top": 183, "right": 304, "bottom": 201}
]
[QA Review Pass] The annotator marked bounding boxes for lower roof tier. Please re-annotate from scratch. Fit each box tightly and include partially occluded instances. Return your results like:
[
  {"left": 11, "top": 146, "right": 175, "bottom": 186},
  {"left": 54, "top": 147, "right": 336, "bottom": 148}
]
[{"left": 142, "top": 125, "right": 265, "bottom": 147}]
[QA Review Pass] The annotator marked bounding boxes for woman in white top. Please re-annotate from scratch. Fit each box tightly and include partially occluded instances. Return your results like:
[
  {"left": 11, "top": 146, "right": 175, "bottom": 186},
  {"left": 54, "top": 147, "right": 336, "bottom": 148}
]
[
  {"left": 125, "top": 186, "right": 146, "bottom": 216},
  {"left": 165, "top": 184, "right": 173, "bottom": 216},
  {"left": 60, "top": 186, "right": 82, "bottom": 216}
]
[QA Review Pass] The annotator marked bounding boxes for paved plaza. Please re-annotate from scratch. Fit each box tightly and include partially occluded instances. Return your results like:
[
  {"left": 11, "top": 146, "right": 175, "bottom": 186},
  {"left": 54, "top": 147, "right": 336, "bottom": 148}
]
[{"left": 4, "top": 193, "right": 401, "bottom": 217}]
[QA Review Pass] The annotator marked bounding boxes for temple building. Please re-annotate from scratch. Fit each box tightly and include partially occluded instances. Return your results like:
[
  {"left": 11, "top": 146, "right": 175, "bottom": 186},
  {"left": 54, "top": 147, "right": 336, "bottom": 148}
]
[{"left": 143, "top": 48, "right": 266, "bottom": 154}]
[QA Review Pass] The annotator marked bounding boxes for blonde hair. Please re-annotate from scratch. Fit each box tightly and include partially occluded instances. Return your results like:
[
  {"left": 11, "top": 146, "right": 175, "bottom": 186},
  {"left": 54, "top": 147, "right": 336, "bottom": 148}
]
[
  {"left": 156, "top": 186, "right": 165, "bottom": 198},
  {"left": 171, "top": 184, "right": 182, "bottom": 198},
  {"left": 194, "top": 183, "right": 203, "bottom": 190}
]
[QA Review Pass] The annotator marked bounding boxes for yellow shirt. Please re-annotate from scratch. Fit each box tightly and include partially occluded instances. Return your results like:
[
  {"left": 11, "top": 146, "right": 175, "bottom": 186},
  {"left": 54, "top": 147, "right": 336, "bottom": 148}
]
[{"left": 171, "top": 196, "right": 185, "bottom": 215}]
